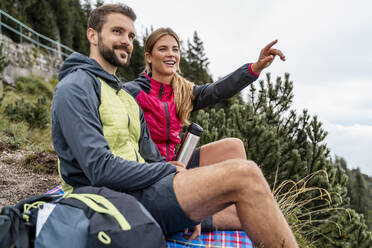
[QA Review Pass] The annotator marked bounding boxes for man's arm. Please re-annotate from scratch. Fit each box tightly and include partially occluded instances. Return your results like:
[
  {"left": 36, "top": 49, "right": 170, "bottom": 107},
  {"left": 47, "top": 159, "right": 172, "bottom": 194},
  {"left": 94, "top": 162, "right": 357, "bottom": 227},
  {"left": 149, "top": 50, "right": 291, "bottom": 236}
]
[{"left": 52, "top": 72, "right": 176, "bottom": 192}]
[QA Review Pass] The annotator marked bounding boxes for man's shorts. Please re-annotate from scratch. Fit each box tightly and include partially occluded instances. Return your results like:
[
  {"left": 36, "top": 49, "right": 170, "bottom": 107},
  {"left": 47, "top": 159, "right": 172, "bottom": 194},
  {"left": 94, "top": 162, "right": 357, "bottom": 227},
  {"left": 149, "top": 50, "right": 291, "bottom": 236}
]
[{"left": 128, "top": 172, "right": 198, "bottom": 235}]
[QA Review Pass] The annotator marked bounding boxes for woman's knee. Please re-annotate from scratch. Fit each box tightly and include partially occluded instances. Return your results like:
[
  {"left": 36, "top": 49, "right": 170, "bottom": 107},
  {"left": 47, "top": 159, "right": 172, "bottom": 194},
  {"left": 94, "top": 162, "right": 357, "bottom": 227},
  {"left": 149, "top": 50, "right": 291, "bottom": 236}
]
[
  {"left": 199, "top": 138, "right": 246, "bottom": 165},
  {"left": 227, "top": 159, "right": 270, "bottom": 192},
  {"left": 219, "top": 138, "right": 246, "bottom": 159}
]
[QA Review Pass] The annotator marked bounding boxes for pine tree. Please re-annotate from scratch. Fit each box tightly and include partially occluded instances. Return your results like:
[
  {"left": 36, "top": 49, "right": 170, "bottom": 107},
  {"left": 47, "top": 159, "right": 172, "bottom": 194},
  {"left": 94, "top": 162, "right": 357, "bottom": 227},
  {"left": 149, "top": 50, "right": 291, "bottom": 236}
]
[
  {"left": 82, "top": 0, "right": 92, "bottom": 18},
  {"left": 352, "top": 169, "right": 368, "bottom": 213},
  {"left": 181, "top": 31, "right": 213, "bottom": 84},
  {"left": 49, "top": 0, "right": 74, "bottom": 49},
  {"left": 190, "top": 72, "right": 372, "bottom": 246},
  {"left": 71, "top": 1, "right": 89, "bottom": 55},
  {"left": 0, "top": 0, "right": 37, "bottom": 42},
  {"left": 26, "top": 0, "right": 57, "bottom": 42}
]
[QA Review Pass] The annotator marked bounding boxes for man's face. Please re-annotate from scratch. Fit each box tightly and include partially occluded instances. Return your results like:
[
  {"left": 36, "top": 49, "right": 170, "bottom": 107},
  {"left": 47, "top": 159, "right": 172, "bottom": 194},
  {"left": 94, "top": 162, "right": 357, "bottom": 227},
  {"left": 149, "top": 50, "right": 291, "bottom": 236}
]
[{"left": 97, "top": 13, "right": 135, "bottom": 67}]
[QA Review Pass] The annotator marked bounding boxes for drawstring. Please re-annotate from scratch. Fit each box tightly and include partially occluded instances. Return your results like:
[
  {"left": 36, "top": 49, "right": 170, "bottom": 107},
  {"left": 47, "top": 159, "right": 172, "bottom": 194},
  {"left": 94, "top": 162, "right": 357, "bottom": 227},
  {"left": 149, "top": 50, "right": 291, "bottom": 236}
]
[
  {"left": 113, "top": 75, "right": 122, "bottom": 95},
  {"left": 23, "top": 201, "right": 46, "bottom": 222}
]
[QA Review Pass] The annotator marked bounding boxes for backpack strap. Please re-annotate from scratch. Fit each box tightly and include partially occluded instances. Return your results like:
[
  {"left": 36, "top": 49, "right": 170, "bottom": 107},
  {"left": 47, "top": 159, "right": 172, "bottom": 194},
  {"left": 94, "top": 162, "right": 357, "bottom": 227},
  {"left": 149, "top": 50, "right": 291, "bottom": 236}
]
[
  {"left": 64, "top": 193, "right": 131, "bottom": 231},
  {"left": 1, "top": 206, "right": 30, "bottom": 248}
]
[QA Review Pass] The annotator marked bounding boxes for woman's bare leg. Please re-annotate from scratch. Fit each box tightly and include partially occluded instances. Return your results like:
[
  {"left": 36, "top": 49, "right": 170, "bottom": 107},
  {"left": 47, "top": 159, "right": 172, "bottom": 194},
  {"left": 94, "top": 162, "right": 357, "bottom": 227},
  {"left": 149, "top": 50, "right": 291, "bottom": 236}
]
[{"left": 198, "top": 138, "right": 246, "bottom": 230}]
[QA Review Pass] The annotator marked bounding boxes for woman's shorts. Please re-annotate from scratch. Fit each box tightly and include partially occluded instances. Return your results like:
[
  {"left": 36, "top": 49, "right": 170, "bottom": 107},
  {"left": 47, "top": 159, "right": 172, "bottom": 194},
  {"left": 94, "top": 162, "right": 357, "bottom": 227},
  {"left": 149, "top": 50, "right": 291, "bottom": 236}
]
[{"left": 186, "top": 147, "right": 200, "bottom": 169}]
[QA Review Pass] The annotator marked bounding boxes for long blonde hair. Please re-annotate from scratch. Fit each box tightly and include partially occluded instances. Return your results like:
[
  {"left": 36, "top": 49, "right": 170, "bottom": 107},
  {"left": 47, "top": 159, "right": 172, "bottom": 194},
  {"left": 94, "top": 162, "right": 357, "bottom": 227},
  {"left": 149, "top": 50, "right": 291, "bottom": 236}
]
[{"left": 144, "top": 27, "right": 194, "bottom": 125}]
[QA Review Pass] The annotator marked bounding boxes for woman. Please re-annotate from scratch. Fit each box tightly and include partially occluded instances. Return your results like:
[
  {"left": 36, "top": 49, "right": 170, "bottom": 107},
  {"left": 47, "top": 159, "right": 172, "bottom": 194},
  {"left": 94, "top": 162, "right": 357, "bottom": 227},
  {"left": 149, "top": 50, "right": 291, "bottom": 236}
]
[
  {"left": 124, "top": 28, "right": 285, "bottom": 238},
  {"left": 125, "top": 27, "right": 285, "bottom": 167}
]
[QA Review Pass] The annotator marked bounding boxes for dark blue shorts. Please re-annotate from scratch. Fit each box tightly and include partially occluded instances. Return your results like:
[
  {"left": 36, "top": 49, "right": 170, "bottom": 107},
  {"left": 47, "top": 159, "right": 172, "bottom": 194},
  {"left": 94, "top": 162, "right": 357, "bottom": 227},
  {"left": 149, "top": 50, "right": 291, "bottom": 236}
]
[
  {"left": 128, "top": 173, "right": 198, "bottom": 235},
  {"left": 186, "top": 147, "right": 200, "bottom": 169}
]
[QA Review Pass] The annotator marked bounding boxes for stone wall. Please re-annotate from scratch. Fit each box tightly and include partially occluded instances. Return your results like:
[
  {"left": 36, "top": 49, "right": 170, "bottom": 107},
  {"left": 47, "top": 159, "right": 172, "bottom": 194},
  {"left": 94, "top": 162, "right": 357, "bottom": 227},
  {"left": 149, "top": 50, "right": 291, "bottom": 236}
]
[{"left": 0, "top": 34, "right": 64, "bottom": 86}]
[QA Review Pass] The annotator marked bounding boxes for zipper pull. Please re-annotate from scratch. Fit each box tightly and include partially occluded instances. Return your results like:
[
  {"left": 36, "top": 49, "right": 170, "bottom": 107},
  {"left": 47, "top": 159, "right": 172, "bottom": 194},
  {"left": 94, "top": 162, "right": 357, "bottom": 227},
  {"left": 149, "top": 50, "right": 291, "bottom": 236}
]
[{"left": 158, "top": 84, "right": 163, "bottom": 100}]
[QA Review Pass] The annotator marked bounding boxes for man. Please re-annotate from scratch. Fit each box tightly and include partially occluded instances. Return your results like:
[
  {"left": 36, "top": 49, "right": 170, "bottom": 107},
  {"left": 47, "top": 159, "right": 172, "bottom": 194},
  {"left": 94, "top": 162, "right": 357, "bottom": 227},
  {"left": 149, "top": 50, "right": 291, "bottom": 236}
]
[{"left": 52, "top": 4, "right": 298, "bottom": 247}]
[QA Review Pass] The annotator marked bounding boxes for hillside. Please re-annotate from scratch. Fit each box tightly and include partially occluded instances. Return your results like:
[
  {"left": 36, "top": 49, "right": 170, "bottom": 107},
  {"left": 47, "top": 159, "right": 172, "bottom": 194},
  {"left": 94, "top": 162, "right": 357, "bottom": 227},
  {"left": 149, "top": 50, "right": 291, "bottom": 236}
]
[{"left": 0, "top": 2, "right": 371, "bottom": 245}]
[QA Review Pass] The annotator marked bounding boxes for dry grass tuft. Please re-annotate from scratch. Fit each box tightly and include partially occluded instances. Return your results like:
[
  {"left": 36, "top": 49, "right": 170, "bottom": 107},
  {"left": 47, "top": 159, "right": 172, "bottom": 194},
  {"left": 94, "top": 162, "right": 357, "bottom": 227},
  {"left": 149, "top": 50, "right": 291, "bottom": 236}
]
[{"left": 273, "top": 169, "right": 350, "bottom": 247}]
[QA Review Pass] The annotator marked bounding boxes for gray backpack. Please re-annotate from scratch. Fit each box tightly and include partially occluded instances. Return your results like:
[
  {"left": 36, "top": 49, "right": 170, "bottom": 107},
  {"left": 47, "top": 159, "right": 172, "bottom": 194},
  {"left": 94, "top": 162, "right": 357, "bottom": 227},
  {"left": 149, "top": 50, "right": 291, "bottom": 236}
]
[{"left": 1, "top": 186, "right": 166, "bottom": 248}]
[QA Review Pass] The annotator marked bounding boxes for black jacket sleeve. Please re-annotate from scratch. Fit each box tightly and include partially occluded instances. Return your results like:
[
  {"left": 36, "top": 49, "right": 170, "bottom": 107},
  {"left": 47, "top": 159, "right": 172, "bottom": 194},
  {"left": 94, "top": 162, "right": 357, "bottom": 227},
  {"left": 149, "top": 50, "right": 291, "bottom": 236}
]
[
  {"left": 52, "top": 71, "right": 176, "bottom": 192},
  {"left": 192, "top": 63, "right": 258, "bottom": 111}
]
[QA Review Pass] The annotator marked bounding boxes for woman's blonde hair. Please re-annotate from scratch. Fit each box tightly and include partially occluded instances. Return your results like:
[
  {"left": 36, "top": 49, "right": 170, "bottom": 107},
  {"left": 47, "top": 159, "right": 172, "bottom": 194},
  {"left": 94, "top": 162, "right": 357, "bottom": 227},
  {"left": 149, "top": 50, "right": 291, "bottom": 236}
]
[{"left": 144, "top": 27, "right": 194, "bottom": 125}]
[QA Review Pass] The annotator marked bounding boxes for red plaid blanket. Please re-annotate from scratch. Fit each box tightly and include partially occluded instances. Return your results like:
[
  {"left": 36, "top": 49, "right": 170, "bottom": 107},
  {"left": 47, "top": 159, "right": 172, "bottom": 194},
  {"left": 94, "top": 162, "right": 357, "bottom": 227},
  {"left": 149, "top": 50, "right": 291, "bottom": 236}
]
[
  {"left": 166, "top": 231, "right": 252, "bottom": 247},
  {"left": 46, "top": 185, "right": 253, "bottom": 247}
]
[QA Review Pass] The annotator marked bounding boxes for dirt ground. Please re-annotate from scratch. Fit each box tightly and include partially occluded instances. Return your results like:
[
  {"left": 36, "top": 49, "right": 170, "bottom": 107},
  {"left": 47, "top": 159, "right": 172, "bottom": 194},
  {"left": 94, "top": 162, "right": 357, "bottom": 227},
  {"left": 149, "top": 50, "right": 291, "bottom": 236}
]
[{"left": 0, "top": 142, "right": 60, "bottom": 209}]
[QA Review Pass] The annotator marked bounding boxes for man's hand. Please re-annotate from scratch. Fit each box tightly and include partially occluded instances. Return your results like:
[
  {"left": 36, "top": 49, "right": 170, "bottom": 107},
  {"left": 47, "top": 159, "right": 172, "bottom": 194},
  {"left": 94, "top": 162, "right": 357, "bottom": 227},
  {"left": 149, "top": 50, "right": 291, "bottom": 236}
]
[
  {"left": 251, "top": 40, "right": 286, "bottom": 75},
  {"left": 184, "top": 224, "right": 201, "bottom": 242},
  {"left": 169, "top": 160, "right": 186, "bottom": 172}
]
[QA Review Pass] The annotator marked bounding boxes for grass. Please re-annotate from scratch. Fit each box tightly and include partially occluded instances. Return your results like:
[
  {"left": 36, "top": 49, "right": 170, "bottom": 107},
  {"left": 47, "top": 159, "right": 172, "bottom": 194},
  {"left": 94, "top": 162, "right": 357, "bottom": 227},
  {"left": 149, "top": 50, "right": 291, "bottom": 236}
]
[
  {"left": 3, "top": 157, "right": 16, "bottom": 164},
  {"left": 273, "top": 169, "right": 350, "bottom": 247},
  {"left": 0, "top": 76, "right": 56, "bottom": 152}
]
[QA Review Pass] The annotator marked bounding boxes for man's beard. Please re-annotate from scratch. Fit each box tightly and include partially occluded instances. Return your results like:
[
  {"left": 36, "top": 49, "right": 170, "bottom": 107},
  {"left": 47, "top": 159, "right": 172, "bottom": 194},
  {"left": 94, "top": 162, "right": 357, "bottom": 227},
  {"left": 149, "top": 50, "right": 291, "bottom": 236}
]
[{"left": 98, "top": 36, "right": 131, "bottom": 67}]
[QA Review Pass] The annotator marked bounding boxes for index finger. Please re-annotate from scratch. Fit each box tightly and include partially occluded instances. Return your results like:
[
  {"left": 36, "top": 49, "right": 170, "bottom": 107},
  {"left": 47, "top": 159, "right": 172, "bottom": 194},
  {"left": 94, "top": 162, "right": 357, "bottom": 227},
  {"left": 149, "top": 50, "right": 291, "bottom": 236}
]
[{"left": 263, "top": 39, "right": 278, "bottom": 52}]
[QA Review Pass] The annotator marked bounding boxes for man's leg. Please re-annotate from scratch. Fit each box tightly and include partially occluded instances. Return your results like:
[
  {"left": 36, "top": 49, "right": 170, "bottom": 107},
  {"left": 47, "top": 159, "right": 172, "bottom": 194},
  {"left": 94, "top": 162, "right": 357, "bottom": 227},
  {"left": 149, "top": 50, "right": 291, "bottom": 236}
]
[{"left": 173, "top": 159, "right": 298, "bottom": 247}]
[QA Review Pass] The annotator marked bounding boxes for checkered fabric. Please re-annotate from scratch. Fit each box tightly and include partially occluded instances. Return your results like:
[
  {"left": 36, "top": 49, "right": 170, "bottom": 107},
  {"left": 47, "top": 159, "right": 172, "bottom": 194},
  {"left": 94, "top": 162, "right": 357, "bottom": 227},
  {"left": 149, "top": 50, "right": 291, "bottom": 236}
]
[
  {"left": 166, "top": 231, "right": 253, "bottom": 248},
  {"left": 46, "top": 185, "right": 253, "bottom": 247},
  {"left": 45, "top": 184, "right": 63, "bottom": 194}
]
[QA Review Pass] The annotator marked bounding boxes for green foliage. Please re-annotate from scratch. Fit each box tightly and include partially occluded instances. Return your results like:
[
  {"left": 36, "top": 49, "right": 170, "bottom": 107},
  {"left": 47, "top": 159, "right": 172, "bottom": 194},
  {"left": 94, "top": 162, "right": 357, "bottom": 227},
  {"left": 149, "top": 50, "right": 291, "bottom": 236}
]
[
  {"left": 1, "top": 128, "right": 24, "bottom": 150},
  {"left": 15, "top": 76, "right": 54, "bottom": 99},
  {"left": 0, "top": 75, "right": 55, "bottom": 152},
  {"left": 0, "top": 0, "right": 37, "bottom": 42},
  {"left": 49, "top": 0, "right": 89, "bottom": 55},
  {"left": 190, "top": 72, "right": 372, "bottom": 246},
  {"left": 82, "top": 0, "right": 92, "bottom": 18},
  {"left": 0, "top": 0, "right": 89, "bottom": 55},
  {"left": 335, "top": 156, "right": 372, "bottom": 231},
  {"left": 26, "top": 0, "right": 57, "bottom": 43},
  {"left": 4, "top": 96, "right": 49, "bottom": 129},
  {"left": 71, "top": 0, "right": 89, "bottom": 55},
  {"left": 180, "top": 31, "right": 213, "bottom": 84},
  {"left": 0, "top": 113, "right": 53, "bottom": 152},
  {"left": 49, "top": 0, "right": 74, "bottom": 49}
]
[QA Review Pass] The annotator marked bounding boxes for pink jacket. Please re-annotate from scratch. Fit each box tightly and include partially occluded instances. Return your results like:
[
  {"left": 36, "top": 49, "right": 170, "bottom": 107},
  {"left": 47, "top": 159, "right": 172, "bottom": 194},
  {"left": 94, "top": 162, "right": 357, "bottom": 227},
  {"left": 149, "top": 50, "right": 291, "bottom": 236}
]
[{"left": 124, "top": 64, "right": 259, "bottom": 161}]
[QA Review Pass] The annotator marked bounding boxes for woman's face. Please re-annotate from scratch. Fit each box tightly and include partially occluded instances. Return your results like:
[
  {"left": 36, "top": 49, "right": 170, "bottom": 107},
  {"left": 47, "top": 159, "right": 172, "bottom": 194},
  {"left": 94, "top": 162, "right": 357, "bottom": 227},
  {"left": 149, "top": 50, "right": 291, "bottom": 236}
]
[{"left": 146, "top": 35, "right": 180, "bottom": 78}]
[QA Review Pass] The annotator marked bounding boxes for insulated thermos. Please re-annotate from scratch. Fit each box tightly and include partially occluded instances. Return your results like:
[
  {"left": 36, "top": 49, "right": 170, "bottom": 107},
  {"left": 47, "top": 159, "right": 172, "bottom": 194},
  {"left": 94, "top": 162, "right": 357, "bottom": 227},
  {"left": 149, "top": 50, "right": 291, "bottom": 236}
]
[{"left": 176, "top": 123, "right": 203, "bottom": 166}]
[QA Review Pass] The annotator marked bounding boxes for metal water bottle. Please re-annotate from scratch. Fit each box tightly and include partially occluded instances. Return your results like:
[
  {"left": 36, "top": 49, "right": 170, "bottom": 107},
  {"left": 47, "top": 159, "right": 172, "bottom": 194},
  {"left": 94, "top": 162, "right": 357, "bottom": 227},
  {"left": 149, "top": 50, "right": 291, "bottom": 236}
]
[{"left": 176, "top": 123, "right": 203, "bottom": 165}]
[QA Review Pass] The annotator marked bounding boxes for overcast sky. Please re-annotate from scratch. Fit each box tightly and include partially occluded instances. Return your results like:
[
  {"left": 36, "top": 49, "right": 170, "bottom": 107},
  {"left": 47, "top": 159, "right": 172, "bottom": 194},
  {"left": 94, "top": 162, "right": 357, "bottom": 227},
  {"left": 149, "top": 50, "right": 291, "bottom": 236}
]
[{"left": 106, "top": 0, "right": 372, "bottom": 175}]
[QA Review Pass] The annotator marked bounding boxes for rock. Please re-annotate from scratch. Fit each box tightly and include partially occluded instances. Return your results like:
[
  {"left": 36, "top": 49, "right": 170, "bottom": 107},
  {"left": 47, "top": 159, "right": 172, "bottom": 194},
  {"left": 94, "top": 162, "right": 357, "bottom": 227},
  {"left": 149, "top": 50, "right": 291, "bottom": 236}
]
[{"left": 0, "top": 34, "right": 64, "bottom": 87}]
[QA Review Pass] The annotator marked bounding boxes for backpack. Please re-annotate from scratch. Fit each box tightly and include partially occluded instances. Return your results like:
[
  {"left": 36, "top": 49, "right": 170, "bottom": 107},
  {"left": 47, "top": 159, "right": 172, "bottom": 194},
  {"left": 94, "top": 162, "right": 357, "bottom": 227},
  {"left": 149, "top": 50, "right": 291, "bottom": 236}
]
[
  {"left": 0, "top": 193, "right": 61, "bottom": 248},
  {"left": 1, "top": 186, "right": 166, "bottom": 248}
]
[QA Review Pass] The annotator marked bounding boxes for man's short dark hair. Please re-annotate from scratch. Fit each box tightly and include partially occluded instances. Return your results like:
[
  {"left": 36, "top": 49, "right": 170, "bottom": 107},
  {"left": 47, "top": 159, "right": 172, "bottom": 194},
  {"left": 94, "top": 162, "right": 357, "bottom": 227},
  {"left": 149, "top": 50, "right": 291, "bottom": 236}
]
[{"left": 88, "top": 4, "right": 136, "bottom": 33}]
